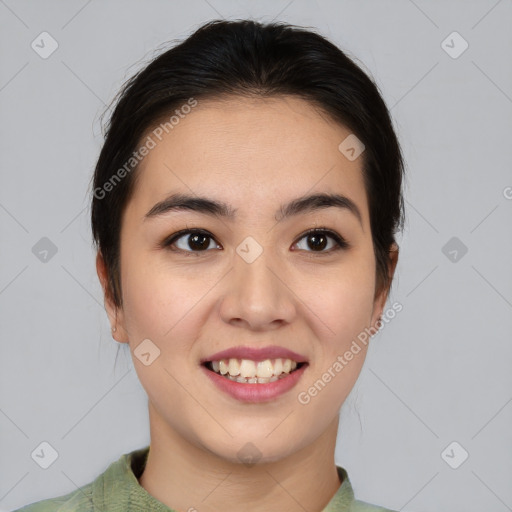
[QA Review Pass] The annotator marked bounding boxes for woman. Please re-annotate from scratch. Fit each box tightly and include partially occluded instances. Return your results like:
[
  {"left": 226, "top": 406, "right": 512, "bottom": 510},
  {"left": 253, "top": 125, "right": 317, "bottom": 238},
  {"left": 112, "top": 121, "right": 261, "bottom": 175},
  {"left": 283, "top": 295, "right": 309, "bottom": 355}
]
[{"left": 16, "top": 18, "right": 404, "bottom": 512}]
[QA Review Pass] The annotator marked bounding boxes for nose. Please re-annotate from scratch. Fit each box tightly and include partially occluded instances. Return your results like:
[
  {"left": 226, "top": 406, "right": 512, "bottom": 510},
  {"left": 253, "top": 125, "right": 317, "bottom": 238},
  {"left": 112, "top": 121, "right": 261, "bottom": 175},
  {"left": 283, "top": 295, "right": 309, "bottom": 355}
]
[{"left": 219, "top": 247, "right": 297, "bottom": 331}]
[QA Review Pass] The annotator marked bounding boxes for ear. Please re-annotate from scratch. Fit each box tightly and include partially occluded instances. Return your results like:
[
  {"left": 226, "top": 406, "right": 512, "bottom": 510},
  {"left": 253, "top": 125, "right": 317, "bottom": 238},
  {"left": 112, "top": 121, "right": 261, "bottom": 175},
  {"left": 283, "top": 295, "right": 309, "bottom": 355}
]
[
  {"left": 96, "top": 251, "right": 129, "bottom": 343},
  {"left": 370, "top": 243, "right": 399, "bottom": 330}
]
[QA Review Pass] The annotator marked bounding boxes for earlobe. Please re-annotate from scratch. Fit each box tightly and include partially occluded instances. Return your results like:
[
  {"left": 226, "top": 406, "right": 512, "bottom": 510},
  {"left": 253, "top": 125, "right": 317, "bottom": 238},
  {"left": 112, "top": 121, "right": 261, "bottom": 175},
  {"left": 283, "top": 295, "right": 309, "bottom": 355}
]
[
  {"left": 386, "top": 244, "right": 399, "bottom": 294},
  {"left": 388, "top": 242, "right": 399, "bottom": 281},
  {"left": 372, "top": 243, "right": 399, "bottom": 329},
  {"left": 96, "top": 251, "right": 128, "bottom": 343}
]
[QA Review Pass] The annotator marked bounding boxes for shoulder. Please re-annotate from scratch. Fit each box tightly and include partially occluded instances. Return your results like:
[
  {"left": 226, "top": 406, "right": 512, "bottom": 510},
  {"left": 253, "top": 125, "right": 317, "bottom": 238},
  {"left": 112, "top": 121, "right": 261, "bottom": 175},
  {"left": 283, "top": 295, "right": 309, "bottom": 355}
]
[
  {"left": 12, "top": 447, "right": 146, "bottom": 512},
  {"left": 329, "top": 466, "right": 397, "bottom": 512},
  {"left": 11, "top": 481, "right": 95, "bottom": 512}
]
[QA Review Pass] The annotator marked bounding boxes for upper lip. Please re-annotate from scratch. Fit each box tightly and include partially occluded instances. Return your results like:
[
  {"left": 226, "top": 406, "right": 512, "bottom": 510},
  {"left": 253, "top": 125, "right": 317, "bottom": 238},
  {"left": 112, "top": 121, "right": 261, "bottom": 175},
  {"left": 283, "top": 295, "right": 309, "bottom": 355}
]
[{"left": 201, "top": 345, "right": 309, "bottom": 363}]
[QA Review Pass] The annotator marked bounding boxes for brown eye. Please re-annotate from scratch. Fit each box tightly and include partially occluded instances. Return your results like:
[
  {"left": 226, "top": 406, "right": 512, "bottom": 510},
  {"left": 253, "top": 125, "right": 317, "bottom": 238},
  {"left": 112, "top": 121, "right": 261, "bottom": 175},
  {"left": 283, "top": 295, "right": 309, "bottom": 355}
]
[
  {"left": 162, "top": 227, "right": 348, "bottom": 256},
  {"left": 163, "top": 229, "right": 221, "bottom": 254},
  {"left": 293, "top": 229, "right": 349, "bottom": 253}
]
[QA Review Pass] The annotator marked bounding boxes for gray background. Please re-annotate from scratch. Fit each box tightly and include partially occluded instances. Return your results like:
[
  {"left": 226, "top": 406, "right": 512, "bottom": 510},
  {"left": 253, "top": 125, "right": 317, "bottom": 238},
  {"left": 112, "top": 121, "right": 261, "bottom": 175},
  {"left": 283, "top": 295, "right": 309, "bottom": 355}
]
[{"left": 1, "top": 1, "right": 511, "bottom": 511}]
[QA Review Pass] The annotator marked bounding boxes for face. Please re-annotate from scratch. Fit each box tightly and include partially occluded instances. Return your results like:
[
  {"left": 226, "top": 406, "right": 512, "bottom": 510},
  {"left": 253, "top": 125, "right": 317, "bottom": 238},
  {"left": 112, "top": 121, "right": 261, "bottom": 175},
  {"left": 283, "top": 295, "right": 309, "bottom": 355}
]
[{"left": 98, "top": 95, "right": 396, "bottom": 464}]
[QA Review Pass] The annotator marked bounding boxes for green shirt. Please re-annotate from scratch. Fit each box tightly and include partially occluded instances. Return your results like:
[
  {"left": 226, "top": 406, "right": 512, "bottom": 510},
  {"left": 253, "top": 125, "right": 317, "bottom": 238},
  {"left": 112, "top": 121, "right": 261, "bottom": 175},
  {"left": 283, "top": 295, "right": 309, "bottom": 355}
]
[{"left": 14, "top": 445, "right": 396, "bottom": 511}]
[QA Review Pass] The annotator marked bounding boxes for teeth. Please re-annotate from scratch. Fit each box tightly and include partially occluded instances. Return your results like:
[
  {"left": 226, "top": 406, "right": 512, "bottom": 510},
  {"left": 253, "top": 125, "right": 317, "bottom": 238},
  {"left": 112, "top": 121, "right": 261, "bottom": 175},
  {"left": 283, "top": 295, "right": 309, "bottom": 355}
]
[
  {"left": 239, "top": 359, "right": 257, "bottom": 378},
  {"left": 256, "top": 359, "right": 273, "bottom": 378},
  {"left": 209, "top": 358, "right": 302, "bottom": 380},
  {"left": 228, "top": 358, "right": 240, "bottom": 376},
  {"left": 228, "top": 375, "right": 280, "bottom": 383},
  {"left": 219, "top": 360, "right": 229, "bottom": 375}
]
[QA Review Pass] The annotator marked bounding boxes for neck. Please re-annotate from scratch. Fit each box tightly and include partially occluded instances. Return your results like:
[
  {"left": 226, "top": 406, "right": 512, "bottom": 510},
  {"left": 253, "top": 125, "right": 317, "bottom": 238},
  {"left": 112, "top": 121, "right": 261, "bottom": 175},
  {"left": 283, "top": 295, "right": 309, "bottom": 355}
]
[{"left": 138, "top": 402, "right": 342, "bottom": 512}]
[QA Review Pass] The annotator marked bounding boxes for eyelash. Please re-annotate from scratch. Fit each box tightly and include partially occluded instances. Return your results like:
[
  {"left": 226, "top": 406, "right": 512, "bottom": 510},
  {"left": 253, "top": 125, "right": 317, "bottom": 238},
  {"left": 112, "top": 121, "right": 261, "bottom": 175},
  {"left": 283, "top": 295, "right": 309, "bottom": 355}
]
[{"left": 160, "top": 227, "right": 349, "bottom": 256}]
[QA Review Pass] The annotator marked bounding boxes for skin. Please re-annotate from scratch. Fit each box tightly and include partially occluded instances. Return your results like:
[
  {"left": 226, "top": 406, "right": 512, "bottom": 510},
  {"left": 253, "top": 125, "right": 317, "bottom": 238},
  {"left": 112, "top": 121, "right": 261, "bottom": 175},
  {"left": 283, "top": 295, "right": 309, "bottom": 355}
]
[{"left": 96, "top": 95, "right": 398, "bottom": 512}]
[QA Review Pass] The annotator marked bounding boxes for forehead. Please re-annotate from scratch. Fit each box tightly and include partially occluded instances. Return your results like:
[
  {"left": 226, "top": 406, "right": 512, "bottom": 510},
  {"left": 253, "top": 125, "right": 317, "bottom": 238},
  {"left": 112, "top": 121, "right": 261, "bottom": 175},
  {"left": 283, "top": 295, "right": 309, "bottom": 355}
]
[{"left": 128, "top": 95, "right": 369, "bottom": 224}]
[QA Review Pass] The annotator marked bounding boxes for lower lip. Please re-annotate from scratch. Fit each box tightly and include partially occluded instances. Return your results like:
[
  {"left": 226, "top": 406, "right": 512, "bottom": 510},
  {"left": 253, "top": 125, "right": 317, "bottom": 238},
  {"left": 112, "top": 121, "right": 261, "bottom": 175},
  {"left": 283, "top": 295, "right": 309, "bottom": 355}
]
[{"left": 201, "top": 364, "right": 309, "bottom": 403}]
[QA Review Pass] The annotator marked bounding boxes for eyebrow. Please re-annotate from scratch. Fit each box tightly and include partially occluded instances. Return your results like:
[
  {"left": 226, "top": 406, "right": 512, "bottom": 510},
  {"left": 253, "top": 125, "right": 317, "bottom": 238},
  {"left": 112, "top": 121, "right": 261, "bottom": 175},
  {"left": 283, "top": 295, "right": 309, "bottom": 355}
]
[{"left": 144, "top": 191, "right": 363, "bottom": 226}]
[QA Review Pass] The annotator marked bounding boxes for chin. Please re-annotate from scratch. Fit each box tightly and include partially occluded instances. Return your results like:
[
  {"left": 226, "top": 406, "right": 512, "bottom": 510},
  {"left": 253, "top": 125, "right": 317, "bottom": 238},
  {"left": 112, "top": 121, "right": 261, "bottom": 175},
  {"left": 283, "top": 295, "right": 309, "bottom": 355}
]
[{"left": 209, "top": 433, "right": 303, "bottom": 467}]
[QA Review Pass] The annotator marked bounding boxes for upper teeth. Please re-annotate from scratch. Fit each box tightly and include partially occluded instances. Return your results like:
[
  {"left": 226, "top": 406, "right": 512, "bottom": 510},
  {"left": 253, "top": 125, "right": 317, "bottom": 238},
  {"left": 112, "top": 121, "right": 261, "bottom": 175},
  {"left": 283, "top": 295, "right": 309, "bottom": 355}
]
[{"left": 211, "top": 358, "right": 298, "bottom": 378}]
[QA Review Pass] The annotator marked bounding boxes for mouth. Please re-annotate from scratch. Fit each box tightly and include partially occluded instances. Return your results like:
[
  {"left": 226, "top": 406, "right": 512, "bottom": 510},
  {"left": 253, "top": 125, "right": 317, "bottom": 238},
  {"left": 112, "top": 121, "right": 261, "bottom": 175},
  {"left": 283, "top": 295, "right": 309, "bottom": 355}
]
[
  {"left": 201, "top": 357, "right": 309, "bottom": 403},
  {"left": 202, "top": 358, "right": 308, "bottom": 384}
]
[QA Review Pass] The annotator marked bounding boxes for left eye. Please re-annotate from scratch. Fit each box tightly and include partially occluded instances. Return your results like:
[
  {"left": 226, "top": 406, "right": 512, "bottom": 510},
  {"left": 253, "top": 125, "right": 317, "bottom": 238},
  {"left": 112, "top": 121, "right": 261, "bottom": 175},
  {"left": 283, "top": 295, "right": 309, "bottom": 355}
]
[
  {"left": 162, "top": 228, "right": 348, "bottom": 255},
  {"left": 293, "top": 229, "right": 348, "bottom": 253}
]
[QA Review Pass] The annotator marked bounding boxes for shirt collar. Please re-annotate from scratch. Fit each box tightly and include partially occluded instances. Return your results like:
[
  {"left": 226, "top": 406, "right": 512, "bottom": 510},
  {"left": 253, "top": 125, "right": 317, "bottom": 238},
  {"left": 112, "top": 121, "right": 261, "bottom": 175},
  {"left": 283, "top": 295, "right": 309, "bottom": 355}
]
[{"left": 92, "top": 445, "right": 356, "bottom": 511}]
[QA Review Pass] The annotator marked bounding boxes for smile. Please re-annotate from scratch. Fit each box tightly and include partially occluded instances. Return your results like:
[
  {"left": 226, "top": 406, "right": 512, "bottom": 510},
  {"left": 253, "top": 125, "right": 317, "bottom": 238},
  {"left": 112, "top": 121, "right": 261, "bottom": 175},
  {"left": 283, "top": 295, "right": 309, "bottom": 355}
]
[
  {"left": 204, "top": 358, "right": 306, "bottom": 383},
  {"left": 201, "top": 358, "right": 309, "bottom": 403}
]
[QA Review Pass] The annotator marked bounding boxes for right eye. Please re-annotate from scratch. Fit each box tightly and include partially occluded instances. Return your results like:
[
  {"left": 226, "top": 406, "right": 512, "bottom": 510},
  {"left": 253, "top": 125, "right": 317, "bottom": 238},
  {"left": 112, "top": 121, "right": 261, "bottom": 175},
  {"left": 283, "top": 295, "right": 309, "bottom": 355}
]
[{"left": 162, "top": 229, "right": 222, "bottom": 255}]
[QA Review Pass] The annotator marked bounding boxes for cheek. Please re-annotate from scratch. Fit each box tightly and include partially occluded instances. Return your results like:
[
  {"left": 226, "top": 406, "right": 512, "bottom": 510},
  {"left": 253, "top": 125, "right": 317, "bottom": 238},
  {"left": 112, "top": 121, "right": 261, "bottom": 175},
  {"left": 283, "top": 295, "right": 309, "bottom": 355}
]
[
  {"left": 298, "top": 250, "right": 377, "bottom": 341},
  {"left": 292, "top": 257, "right": 376, "bottom": 418},
  {"left": 121, "top": 239, "right": 377, "bottom": 352},
  {"left": 120, "top": 251, "right": 218, "bottom": 354},
  {"left": 119, "top": 257, "right": 212, "bottom": 403}
]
